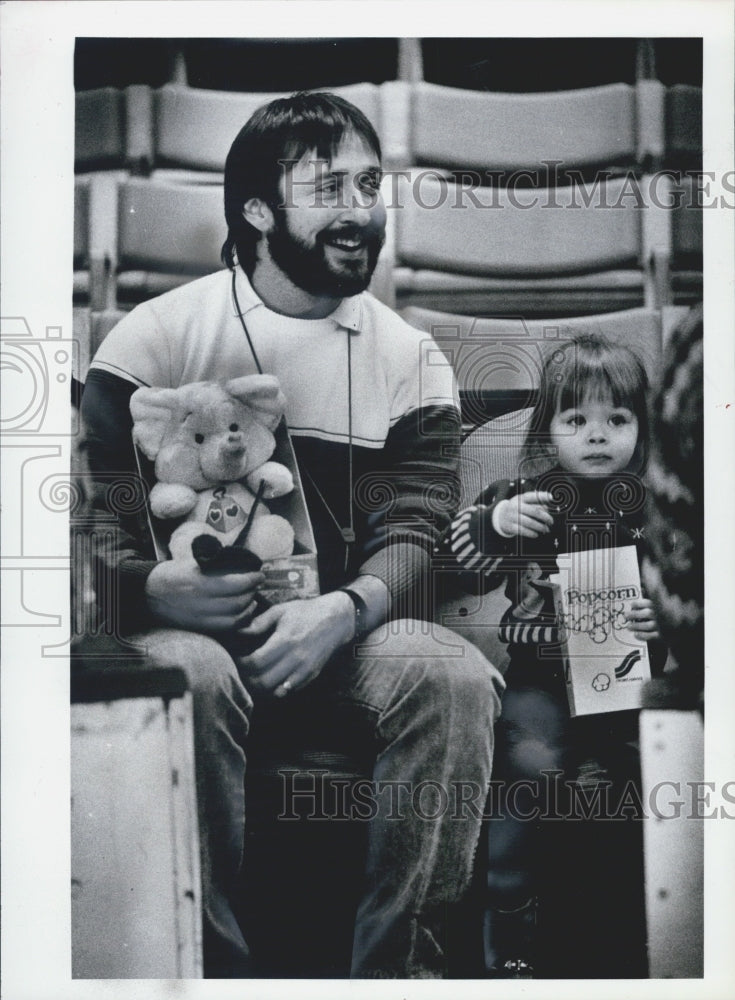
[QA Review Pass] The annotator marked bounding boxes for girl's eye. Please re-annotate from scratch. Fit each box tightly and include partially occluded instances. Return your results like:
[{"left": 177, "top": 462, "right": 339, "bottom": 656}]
[
  {"left": 568, "top": 414, "right": 585, "bottom": 427},
  {"left": 195, "top": 433, "right": 204, "bottom": 444},
  {"left": 609, "top": 414, "right": 628, "bottom": 427}
]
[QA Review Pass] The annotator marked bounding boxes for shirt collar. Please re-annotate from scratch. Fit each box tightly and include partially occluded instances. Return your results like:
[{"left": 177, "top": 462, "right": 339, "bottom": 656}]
[{"left": 233, "top": 267, "right": 363, "bottom": 332}]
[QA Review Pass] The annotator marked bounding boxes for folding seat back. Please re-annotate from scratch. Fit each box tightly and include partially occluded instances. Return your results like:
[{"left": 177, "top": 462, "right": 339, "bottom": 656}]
[
  {"left": 410, "top": 80, "right": 664, "bottom": 177},
  {"left": 153, "top": 82, "right": 382, "bottom": 180},
  {"left": 401, "top": 304, "right": 688, "bottom": 428},
  {"left": 380, "top": 172, "right": 666, "bottom": 317}
]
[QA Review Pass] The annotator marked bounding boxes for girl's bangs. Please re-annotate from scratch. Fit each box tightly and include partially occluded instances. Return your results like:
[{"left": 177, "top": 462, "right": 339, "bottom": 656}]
[{"left": 555, "top": 351, "right": 641, "bottom": 412}]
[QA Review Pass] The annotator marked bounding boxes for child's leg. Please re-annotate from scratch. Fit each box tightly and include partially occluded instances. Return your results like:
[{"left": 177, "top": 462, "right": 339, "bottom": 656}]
[{"left": 484, "top": 684, "right": 569, "bottom": 974}]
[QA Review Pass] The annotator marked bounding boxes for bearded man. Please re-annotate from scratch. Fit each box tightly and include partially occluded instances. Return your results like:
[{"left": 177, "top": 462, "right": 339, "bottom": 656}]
[{"left": 81, "top": 91, "right": 503, "bottom": 979}]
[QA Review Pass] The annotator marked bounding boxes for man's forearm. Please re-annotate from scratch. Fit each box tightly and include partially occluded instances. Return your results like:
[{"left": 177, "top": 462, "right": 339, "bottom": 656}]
[{"left": 338, "top": 572, "right": 391, "bottom": 638}]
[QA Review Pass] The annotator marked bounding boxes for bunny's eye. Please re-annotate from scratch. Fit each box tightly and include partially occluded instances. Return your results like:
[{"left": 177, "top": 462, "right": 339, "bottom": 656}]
[
  {"left": 195, "top": 433, "right": 204, "bottom": 444},
  {"left": 229, "top": 423, "right": 239, "bottom": 432}
]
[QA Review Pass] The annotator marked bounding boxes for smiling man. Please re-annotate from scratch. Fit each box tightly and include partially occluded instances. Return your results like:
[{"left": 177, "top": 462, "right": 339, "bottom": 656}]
[
  {"left": 81, "top": 92, "right": 503, "bottom": 979},
  {"left": 251, "top": 131, "right": 385, "bottom": 302}
]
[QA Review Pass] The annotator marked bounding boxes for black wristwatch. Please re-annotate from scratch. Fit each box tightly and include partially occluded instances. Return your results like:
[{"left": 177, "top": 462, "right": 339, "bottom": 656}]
[{"left": 339, "top": 587, "right": 370, "bottom": 642}]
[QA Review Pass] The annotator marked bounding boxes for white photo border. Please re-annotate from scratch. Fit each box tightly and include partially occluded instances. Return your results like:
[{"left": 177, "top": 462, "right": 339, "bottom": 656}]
[{"left": 1, "top": 3, "right": 733, "bottom": 999}]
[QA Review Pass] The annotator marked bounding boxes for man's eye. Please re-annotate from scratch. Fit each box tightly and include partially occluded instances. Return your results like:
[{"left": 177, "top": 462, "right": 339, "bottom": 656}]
[
  {"left": 195, "top": 433, "right": 204, "bottom": 444},
  {"left": 359, "top": 172, "right": 382, "bottom": 193}
]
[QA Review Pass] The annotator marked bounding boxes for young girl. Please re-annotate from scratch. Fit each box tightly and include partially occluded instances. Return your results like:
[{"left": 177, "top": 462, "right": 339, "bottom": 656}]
[{"left": 438, "top": 332, "right": 665, "bottom": 977}]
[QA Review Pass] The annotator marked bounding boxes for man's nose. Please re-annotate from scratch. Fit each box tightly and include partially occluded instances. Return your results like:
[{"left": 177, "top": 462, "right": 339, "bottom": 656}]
[{"left": 342, "top": 186, "right": 378, "bottom": 225}]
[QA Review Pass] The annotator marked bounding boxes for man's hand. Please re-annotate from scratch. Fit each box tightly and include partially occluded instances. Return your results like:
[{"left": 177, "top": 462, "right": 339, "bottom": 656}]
[
  {"left": 625, "top": 598, "right": 661, "bottom": 642},
  {"left": 145, "top": 559, "right": 265, "bottom": 631},
  {"left": 495, "top": 491, "right": 555, "bottom": 538},
  {"left": 236, "top": 590, "right": 356, "bottom": 697}
]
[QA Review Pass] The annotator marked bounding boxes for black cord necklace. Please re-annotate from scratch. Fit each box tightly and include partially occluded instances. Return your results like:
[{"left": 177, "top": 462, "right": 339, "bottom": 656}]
[{"left": 231, "top": 268, "right": 355, "bottom": 571}]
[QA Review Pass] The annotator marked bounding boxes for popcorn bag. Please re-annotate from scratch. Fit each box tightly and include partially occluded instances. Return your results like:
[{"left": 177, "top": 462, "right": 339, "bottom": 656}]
[{"left": 547, "top": 545, "right": 651, "bottom": 716}]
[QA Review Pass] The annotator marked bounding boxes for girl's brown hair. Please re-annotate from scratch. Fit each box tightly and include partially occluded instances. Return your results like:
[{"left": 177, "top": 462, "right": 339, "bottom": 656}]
[{"left": 521, "top": 332, "right": 650, "bottom": 473}]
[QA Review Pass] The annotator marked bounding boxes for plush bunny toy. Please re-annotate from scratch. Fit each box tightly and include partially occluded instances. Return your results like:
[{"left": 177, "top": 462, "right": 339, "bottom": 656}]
[{"left": 130, "top": 374, "right": 295, "bottom": 570}]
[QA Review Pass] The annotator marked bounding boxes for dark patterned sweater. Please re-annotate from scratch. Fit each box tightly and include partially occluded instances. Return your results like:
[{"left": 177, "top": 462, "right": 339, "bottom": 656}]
[{"left": 436, "top": 468, "right": 666, "bottom": 686}]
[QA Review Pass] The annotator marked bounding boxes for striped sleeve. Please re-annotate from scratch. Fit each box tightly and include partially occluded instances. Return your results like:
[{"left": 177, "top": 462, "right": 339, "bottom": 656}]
[{"left": 435, "top": 479, "right": 518, "bottom": 591}]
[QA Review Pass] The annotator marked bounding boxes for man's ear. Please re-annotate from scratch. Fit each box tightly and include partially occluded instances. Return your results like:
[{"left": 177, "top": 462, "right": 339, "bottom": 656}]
[{"left": 242, "top": 197, "right": 274, "bottom": 234}]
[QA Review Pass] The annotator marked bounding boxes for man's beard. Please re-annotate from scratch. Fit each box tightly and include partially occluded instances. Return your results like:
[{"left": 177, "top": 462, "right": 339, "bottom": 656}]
[{"left": 266, "top": 210, "right": 385, "bottom": 299}]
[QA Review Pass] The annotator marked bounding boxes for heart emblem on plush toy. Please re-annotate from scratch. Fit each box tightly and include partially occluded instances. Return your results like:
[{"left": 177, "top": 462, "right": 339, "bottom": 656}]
[{"left": 206, "top": 487, "right": 248, "bottom": 534}]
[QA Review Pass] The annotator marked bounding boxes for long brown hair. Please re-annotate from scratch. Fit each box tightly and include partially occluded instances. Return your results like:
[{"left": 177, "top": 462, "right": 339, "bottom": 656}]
[{"left": 521, "top": 332, "right": 650, "bottom": 473}]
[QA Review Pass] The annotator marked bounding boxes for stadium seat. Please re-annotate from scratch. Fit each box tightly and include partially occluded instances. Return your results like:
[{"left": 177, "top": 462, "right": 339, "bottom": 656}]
[
  {"left": 75, "top": 85, "right": 154, "bottom": 174},
  {"left": 407, "top": 80, "right": 664, "bottom": 178},
  {"left": 669, "top": 173, "right": 703, "bottom": 307},
  {"left": 79, "top": 176, "right": 224, "bottom": 314},
  {"left": 664, "top": 84, "right": 703, "bottom": 171},
  {"left": 73, "top": 175, "right": 225, "bottom": 368},
  {"left": 375, "top": 171, "right": 670, "bottom": 318},
  {"left": 401, "top": 304, "right": 688, "bottom": 429},
  {"left": 367, "top": 78, "right": 672, "bottom": 318},
  {"left": 150, "top": 82, "right": 382, "bottom": 182},
  {"left": 73, "top": 176, "right": 91, "bottom": 303},
  {"left": 75, "top": 88, "right": 126, "bottom": 172}
]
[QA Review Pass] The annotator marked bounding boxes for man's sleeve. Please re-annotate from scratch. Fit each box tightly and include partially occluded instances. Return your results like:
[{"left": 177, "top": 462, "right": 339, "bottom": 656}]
[
  {"left": 356, "top": 401, "right": 461, "bottom": 612},
  {"left": 80, "top": 368, "right": 159, "bottom": 636}
]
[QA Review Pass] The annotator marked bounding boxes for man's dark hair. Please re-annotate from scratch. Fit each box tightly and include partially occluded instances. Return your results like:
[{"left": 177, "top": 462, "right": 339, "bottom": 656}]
[{"left": 222, "top": 91, "right": 382, "bottom": 276}]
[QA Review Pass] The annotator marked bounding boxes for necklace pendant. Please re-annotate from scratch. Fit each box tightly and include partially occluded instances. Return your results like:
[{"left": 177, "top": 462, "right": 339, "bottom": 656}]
[{"left": 341, "top": 528, "right": 356, "bottom": 543}]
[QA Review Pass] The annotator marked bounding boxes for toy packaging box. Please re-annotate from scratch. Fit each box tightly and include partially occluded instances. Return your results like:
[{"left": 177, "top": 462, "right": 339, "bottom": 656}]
[
  {"left": 251, "top": 422, "right": 320, "bottom": 603},
  {"left": 546, "top": 545, "right": 651, "bottom": 717},
  {"left": 142, "top": 421, "right": 320, "bottom": 605}
]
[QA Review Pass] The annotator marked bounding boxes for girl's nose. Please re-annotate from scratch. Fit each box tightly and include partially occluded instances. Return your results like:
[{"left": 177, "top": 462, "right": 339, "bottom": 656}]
[{"left": 587, "top": 424, "right": 607, "bottom": 442}]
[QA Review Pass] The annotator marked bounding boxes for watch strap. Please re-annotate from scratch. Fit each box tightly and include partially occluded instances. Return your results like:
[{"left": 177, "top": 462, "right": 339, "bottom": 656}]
[{"left": 339, "top": 586, "right": 370, "bottom": 642}]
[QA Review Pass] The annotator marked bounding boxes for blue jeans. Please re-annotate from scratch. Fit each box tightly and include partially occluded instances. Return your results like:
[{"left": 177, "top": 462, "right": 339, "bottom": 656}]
[
  {"left": 135, "top": 620, "right": 504, "bottom": 979},
  {"left": 485, "top": 679, "right": 641, "bottom": 910}
]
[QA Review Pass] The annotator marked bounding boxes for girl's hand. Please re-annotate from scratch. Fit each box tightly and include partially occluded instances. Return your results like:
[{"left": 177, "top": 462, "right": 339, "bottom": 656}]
[
  {"left": 496, "top": 491, "right": 555, "bottom": 538},
  {"left": 625, "top": 598, "right": 661, "bottom": 641}
]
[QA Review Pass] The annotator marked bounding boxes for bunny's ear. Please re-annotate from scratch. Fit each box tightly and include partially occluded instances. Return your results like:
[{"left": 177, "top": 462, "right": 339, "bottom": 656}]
[
  {"left": 225, "top": 374, "right": 286, "bottom": 431},
  {"left": 130, "top": 386, "right": 182, "bottom": 459}
]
